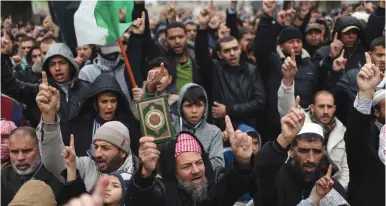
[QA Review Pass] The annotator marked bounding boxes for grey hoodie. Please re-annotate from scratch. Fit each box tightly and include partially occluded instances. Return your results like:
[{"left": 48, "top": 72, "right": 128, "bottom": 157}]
[
  {"left": 172, "top": 83, "right": 224, "bottom": 171},
  {"left": 36, "top": 115, "right": 136, "bottom": 192}
]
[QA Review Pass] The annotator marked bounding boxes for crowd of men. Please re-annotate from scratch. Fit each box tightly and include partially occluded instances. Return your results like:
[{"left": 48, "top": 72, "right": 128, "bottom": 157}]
[{"left": 1, "top": 0, "right": 385, "bottom": 205}]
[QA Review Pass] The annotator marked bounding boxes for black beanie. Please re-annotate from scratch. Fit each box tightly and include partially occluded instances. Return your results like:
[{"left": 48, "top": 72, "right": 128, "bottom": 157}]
[{"left": 278, "top": 26, "right": 303, "bottom": 44}]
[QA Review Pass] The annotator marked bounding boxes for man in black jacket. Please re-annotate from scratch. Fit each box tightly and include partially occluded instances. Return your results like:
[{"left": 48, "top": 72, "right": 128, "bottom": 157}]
[
  {"left": 127, "top": 3, "right": 201, "bottom": 92},
  {"left": 126, "top": 116, "right": 257, "bottom": 206},
  {"left": 344, "top": 51, "right": 385, "bottom": 206},
  {"left": 254, "top": 2, "right": 320, "bottom": 143},
  {"left": 1, "top": 43, "right": 90, "bottom": 125},
  {"left": 195, "top": 7, "right": 266, "bottom": 131},
  {"left": 314, "top": 1, "right": 384, "bottom": 91},
  {"left": 1, "top": 127, "right": 65, "bottom": 205}
]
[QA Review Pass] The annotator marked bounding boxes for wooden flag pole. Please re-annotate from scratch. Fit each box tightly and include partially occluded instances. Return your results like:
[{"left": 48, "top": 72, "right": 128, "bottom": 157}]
[{"left": 118, "top": 38, "right": 137, "bottom": 88}]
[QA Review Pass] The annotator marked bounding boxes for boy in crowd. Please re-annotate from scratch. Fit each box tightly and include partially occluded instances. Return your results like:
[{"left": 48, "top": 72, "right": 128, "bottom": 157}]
[
  {"left": 144, "top": 57, "right": 179, "bottom": 115},
  {"left": 172, "top": 83, "right": 224, "bottom": 176}
]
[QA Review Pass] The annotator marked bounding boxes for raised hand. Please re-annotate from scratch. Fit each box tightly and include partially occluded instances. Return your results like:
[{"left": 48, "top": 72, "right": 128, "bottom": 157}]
[
  {"left": 217, "top": 24, "right": 231, "bottom": 39},
  {"left": 312, "top": 165, "right": 334, "bottom": 204},
  {"left": 146, "top": 63, "right": 165, "bottom": 94},
  {"left": 139, "top": 136, "right": 160, "bottom": 177},
  {"left": 357, "top": 52, "right": 384, "bottom": 96},
  {"left": 278, "top": 96, "right": 305, "bottom": 148},
  {"left": 62, "top": 134, "right": 77, "bottom": 181},
  {"left": 166, "top": 1, "right": 177, "bottom": 22},
  {"left": 263, "top": 0, "right": 276, "bottom": 17},
  {"left": 332, "top": 49, "right": 347, "bottom": 72},
  {"left": 132, "top": 87, "right": 144, "bottom": 101},
  {"left": 330, "top": 33, "right": 344, "bottom": 58},
  {"left": 198, "top": 7, "right": 211, "bottom": 30},
  {"left": 282, "top": 49, "right": 297, "bottom": 87},
  {"left": 132, "top": 11, "right": 146, "bottom": 35},
  {"left": 1, "top": 28, "right": 11, "bottom": 55},
  {"left": 277, "top": 10, "right": 286, "bottom": 25},
  {"left": 209, "top": 15, "right": 220, "bottom": 29},
  {"left": 226, "top": 116, "right": 252, "bottom": 165},
  {"left": 37, "top": 72, "right": 60, "bottom": 122},
  {"left": 66, "top": 176, "right": 109, "bottom": 206},
  {"left": 209, "top": 0, "right": 216, "bottom": 12},
  {"left": 41, "top": 70, "right": 49, "bottom": 87}
]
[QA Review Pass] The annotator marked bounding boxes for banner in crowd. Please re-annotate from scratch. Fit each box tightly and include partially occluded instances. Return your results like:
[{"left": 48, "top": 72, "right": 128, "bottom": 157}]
[{"left": 74, "top": 1, "right": 134, "bottom": 47}]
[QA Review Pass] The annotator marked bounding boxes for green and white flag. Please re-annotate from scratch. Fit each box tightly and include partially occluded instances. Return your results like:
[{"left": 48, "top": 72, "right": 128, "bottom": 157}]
[{"left": 74, "top": 0, "right": 134, "bottom": 47}]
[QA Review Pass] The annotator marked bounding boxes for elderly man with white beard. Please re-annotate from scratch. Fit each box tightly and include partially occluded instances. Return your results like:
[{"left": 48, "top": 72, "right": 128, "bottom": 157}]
[
  {"left": 1, "top": 126, "right": 65, "bottom": 205},
  {"left": 125, "top": 116, "right": 259, "bottom": 206}
]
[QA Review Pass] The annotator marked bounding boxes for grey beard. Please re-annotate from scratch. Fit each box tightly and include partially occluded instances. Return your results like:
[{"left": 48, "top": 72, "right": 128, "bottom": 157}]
[
  {"left": 178, "top": 176, "right": 209, "bottom": 203},
  {"left": 12, "top": 154, "right": 41, "bottom": 176}
]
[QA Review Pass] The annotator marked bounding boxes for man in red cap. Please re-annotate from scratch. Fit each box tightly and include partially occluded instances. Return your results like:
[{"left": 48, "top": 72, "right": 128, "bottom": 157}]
[{"left": 125, "top": 116, "right": 257, "bottom": 206}]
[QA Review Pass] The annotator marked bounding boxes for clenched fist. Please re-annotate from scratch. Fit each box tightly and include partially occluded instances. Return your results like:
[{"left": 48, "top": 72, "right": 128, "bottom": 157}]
[{"left": 139, "top": 136, "right": 160, "bottom": 177}]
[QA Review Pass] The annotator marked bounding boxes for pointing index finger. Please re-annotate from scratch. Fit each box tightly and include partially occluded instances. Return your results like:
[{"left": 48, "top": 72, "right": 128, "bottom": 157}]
[
  {"left": 340, "top": 49, "right": 345, "bottom": 58},
  {"left": 333, "top": 32, "right": 338, "bottom": 41},
  {"left": 326, "top": 164, "right": 332, "bottom": 177},
  {"left": 291, "top": 49, "right": 295, "bottom": 61},
  {"left": 92, "top": 176, "right": 109, "bottom": 204},
  {"left": 42, "top": 71, "right": 48, "bottom": 86},
  {"left": 225, "top": 115, "right": 235, "bottom": 139},
  {"left": 141, "top": 11, "right": 146, "bottom": 22},
  {"left": 70, "top": 134, "right": 75, "bottom": 149},
  {"left": 365, "top": 52, "right": 372, "bottom": 65},
  {"left": 294, "top": 95, "right": 300, "bottom": 108}
]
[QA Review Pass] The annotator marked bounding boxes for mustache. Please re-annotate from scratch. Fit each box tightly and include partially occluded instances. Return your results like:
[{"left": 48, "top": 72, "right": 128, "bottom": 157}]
[
  {"left": 16, "top": 162, "right": 31, "bottom": 166},
  {"left": 302, "top": 163, "right": 317, "bottom": 168}
]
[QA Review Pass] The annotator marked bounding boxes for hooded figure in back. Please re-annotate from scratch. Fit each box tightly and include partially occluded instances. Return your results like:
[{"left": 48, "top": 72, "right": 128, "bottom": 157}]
[
  {"left": 172, "top": 83, "right": 224, "bottom": 173},
  {"left": 1, "top": 43, "right": 90, "bottom": 126},
  {"left": 62, "top": 73, "right": 142, "bottom": 157}
]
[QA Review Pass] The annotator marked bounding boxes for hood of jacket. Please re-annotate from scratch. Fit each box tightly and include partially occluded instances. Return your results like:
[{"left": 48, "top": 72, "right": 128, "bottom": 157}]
[
  {"left": 316, "top": 19, "right": 331, "bottom": 43},
  {"left": 237, "top": 124, "right": 262, "bottom": 149},
  {"left": 77, "top": 73, "right": 133, "bottom": 119},
  {"left": 158, "top": 131, "right": 215, "bottom": 189},
  {"left": 42, "top": 43, "right": 79, "bottom": 81},
  {"left": 176, "top": 83, "right": 208, "bottom": 130},
  {"left": 8, "top": 180, "right": 57, "bottom": 206},
  {"left": 333, "top": 16, "right": 363, "bottom": 39}
]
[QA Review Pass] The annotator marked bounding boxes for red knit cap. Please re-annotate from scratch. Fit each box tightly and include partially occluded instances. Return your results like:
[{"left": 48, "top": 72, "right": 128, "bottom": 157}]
[
  {"left": 1, "top": 120, "right": 16, "bottom": 136},
  {"left": 175, "top": 133, "right": 202, "bottom": 157}
]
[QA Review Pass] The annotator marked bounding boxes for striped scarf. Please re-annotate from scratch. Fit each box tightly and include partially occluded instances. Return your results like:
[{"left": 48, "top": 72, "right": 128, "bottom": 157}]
[{"left": 309, "top": 112, "right": 336, "bottom": 142}]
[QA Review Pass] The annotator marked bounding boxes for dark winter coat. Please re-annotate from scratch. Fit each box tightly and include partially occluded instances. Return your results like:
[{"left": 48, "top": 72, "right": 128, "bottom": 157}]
[
  {"left": 61, "top": 74, "right": 142, "bottom": 157},
  {"left": 314, "top": 7, "right": 384, "bottom": 92},
  {"left": 125, "top": 132, "right": 259, "bottom": 206},
  {"left": 254, "top": 141, "right": 346, "bottom": 206},
  {"left": 195, "top": 29, "right": 266, "bottom": 130},
  {"left": 344, "top": 107, "right": 385, "bottom": 206},
  {"left": 254, "top": 14, "right": 320, "bottom": 142},
  {"left": 1, "top": 163, "right": 66, "bottom": 205}
]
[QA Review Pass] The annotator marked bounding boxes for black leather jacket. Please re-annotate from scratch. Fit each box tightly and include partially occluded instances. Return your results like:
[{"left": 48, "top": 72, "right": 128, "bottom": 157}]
[{"left": 195, "top": 29, "right": 266, "bottom": 130}]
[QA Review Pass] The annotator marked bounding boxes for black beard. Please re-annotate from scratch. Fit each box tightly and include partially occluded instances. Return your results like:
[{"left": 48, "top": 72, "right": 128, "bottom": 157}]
[{"left": 289, "top": 157, "right": 317, "bottom": 183}]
